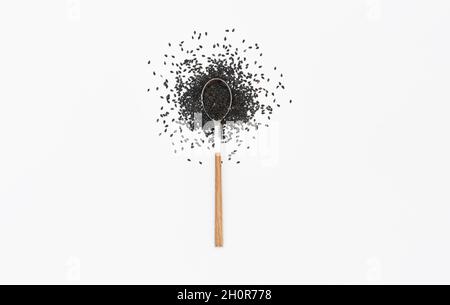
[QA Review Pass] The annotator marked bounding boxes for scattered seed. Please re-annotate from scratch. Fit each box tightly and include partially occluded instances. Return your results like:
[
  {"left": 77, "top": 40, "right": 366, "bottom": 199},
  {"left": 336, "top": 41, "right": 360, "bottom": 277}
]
[{"left": 150, "top": 29, "right": 291, "bottom": 164}]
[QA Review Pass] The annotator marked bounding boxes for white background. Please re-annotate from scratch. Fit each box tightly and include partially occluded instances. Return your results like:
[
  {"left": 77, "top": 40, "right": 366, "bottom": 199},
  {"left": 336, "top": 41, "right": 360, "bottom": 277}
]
[{"left": 0, "top": 0, "right": 450, "bottom": 284}]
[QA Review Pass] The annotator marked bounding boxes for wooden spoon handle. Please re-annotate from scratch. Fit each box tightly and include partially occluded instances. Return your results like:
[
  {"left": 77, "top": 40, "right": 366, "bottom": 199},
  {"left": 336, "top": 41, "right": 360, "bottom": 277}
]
[{"left": 215, "top": 153, "right": 223, "bottom": 247}]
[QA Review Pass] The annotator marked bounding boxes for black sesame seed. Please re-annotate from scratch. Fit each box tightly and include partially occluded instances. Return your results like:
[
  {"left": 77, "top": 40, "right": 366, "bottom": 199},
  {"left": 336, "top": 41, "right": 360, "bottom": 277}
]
[{"left": 151, "top": 29, "right": 290, "bottom": 164}]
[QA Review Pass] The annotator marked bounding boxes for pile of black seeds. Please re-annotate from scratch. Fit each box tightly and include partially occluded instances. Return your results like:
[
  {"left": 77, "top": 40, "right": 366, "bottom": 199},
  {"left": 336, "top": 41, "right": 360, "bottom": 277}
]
[{"left": 147, "top": 29, "right": 291, "bottom": 164}]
